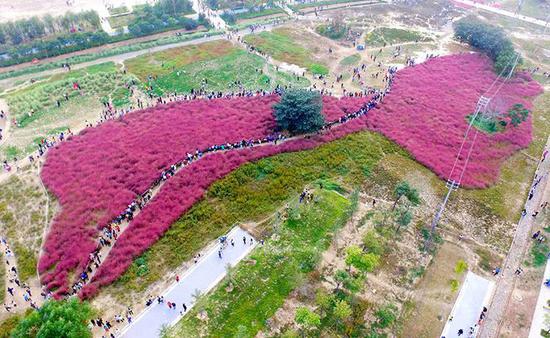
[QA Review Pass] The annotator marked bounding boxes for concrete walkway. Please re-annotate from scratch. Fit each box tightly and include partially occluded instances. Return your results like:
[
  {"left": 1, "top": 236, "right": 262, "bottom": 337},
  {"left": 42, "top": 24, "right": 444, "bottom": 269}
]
[
  {"left": 480, "top": 137, "right": 550, "bottom": 338},
  {"left": 529, "top": 261, "right": 550, "bottom": 337},
  {"left": 119, "top": 226, "right": 257, "bottom": 338},
  {"left": 452, "top": 0, "right": 549, "bottom": 27},
  {"left": 441, "top": 271, "right": 494, "bottom": 338}
]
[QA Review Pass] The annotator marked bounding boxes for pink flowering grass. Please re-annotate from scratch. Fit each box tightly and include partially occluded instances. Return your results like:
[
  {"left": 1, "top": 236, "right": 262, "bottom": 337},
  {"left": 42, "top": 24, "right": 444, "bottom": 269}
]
[
  {"left": 367, "top": 53, "right": 542, "bottom": 187},
  {"left": 39, "top": 94, "right": 363, "bottom": 295},
  {"left": 43, "top": 53, "right": 543, "bottom": 297}
]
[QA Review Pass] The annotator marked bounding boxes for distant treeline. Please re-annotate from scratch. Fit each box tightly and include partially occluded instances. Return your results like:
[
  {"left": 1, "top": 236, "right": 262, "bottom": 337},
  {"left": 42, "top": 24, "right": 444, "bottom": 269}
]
[
  {"left": 453, "top": 16, "right": 521, "bottom": 75},
  {"left": 0, "top": 0, "right": 206, "bottom": 68}
]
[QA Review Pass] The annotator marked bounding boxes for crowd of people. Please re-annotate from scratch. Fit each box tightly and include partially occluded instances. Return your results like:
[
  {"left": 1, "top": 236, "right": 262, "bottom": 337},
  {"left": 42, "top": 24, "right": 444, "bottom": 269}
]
[{"left": 1, "top": 237, "right": 52, "bottom": 314}]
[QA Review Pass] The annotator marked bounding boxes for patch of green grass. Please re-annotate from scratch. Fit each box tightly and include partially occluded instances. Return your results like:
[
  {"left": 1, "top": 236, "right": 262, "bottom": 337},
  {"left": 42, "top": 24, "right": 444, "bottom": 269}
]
[
  {"left": 0, "top": 312, "right": 26, "bottom": 338},
  {"left": 148, "top": 48, "right": 309, "bottom": 95},
  {"left": 467, "top": 114, "right": 506, "bottom": 134},
  {"left": 234, "top": 7, "right": 286, "bottom": 20},
  {"left": 290, "top": 0, "right": 368, "bottom": 11},
  {"left": 243, "top": 28, "right": 329, "bottom": 74},
  {"left": 316, "top": 23, "right": 348, "bottom": 40},
  {"left": 531, "top": 242, "right": 549, "bottom": 267},
  {"left": 107, "top": 132, "right": 404, "bottom": 295},
  {"left": 365, "top": 27, "right": 430, "bottom": 46},
  {"left": 108, "top": 14, "right": 137, "bottom": 29},
  {"left": 4, "top": 146, "right": 20, "bottom": 161},
  {"left": 170, "top": 189, "right": 351, "bottom": 337},
  {"left": 0, "top": 176, "right": 49, "bottom": 283},
  {"left": 449, "top": 278, "right": 460, "bottom": 292},
  {"left": 125, "top": 40, "right": 236, "bottom": 81},
  {"left": 5, "top": 62, "right": 137, "bottom": 128},
  {"left": 340, "top": 54, "right": 361, "bottom": 66},
  {"left": 13, "top": 243, "right": 37, "bottom": 282}
]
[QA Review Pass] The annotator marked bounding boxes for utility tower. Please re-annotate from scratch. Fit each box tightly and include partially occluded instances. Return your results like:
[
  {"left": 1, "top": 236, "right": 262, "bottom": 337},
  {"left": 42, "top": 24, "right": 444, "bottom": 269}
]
[{"left": 426, "top": 95, "right": 490, "bottom": 248}]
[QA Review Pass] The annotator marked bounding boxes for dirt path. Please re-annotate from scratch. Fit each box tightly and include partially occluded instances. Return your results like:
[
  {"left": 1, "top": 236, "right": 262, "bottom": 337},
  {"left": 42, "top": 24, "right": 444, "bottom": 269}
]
[
  {"left": 479, "top": 136, "right": 550, "bottom": 338},
  {"left": 0, "top": 236, "right": 46, "bottom": 319}
]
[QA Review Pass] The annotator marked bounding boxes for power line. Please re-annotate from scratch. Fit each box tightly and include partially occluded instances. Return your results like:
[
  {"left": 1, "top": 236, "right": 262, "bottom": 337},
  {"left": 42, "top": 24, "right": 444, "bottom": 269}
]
[{"left": 425, "top": 53, "right": 520, "bottom": 249}]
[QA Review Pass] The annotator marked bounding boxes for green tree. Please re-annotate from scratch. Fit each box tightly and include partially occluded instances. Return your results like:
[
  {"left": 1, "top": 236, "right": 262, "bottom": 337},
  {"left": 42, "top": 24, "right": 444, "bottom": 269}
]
[
  {"left": 392, "top": 181, "right": 419, "bottom": 211},
  {"left": 333, "top": 299, "right": 353, "bottom": 325},
  {"left": 273, "top": 89, "right": 324, "bottom": 135},
  {"left": 374, "top": 303, "right": 398, "bottom": 329},
  {"left": 362, "top": 230, "right": 385, "bottom": 255},
  {"left": 345, "top": 245, "right": 379, "bottom": 273},
  {"left": 507, "top": 103, "right": 529, "bottom": 127},
  {"left": 12, "top": 299, "right": 93, "bottom": 338},
  {"left": 453, "top": 16, "right": 522, "bottom": 74},
  {"left": 315, "top": 289, "right": 334, "bottom": 316},
  {"left": 295, "top": 307, "right": 321, "bottom": 336},
  {"left": 395, "top": 209, "right": 412, "bottom": 233}
]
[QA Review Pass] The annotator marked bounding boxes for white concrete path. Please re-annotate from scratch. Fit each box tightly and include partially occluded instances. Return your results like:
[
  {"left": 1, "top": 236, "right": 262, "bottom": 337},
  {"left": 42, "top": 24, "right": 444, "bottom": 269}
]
[
  {"left": 529, "top": 260, "right": 550, "bottom": 337},
  {"left": 441, "top": 271, "right": 495, "bottom": 338},
  {"left": 119, "top": 226, "right": 257, "bottom": 338}
]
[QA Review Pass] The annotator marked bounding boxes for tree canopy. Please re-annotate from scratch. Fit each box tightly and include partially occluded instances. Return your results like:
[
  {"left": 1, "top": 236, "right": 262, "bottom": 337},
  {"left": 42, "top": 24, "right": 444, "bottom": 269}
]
[
  {"left": 12, "top": 299, "right": 93, "bottom": 338},
  {"left": 453, "top": 16, "right": 521, "bottom": 74},
  {"left": 273, "top": 89, "right": 324, "bottom": 135}
]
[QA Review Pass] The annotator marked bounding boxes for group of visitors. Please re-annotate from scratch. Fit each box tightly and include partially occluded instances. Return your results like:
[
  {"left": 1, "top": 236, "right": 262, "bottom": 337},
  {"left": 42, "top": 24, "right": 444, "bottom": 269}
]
[
  {"left": 1, "top": 237, "right": 52, "bottom": 314},
  {"left": 89, "top": 306, "right": 133, "bottom": 338}
]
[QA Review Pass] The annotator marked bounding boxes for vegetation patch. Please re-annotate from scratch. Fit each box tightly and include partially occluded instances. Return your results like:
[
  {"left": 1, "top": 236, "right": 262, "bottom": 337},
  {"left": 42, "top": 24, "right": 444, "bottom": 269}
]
[
  {"left": 147, "top": 48, "right": 310, "bottom": 95},
  {"left": 316, "top": 20, "right": 349, "bottom": 40},
  {"left": 340, "top": 53, "right": 361, "bottom": 66},
  {"left": 243, "top": 28, "right": 329, "bottom": 75},
  {"left": 170, "top": 189, "right": 351, "bottom": 336},
  {"left": 107, "top": 132, "right": 403, "bottom": 296},
  {"left": 365, "top": 27, "right": 430, "bottom": 46},
  {"left": 0, "top": 175, "right": 53, "bottom": 283}
]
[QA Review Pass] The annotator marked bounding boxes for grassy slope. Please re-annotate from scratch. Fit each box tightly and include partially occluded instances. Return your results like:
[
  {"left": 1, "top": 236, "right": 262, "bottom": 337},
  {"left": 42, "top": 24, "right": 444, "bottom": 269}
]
[
  {"left": 170, "top": 189, "right": 351, "bottom": 337},
  {"left": 243, "top": 28, "right": 329, "bottom": 75},
  {"left": 126, "top": 40, "right": 309, "bottom": 95},
  {"left": 1, "top": 62, "right": 135, "bottom": 161},
  {"left": 152, "top": 48, "right": 310, "bottom": 94},
  {"left": 0, "top": 176, "right": 50, "bottom": 282},
  {"left": 105, "top": 132, "right": 404, "bottom": 297},
  {"left": 124, "top": 40, "right": 236, "bottom": 81},
  {"left": 364, "top": 27, "right": 431, "bottom": 46}
]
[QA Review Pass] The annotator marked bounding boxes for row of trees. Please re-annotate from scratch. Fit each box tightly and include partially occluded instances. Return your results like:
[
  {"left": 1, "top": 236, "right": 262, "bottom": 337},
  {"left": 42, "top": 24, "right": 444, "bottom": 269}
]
[
  {"left": 453, "top": 16, "right": 521, "bottom": 74},
  {"left": 0, "top": 10, "right": 100, "bottom": 46},
  {"left": 0, "top": 1, "right": 207, "bottom": 67}
]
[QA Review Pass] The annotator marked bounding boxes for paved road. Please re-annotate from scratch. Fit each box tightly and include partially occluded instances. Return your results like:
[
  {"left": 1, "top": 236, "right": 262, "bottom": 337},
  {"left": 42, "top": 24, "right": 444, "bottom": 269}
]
[
  {"left": 441, "top": 271, "right": 494, "bottom": 338},
  {"left": 479, "top": 137, "right": 550, "bottom": 338},
  {"left": 529, "top": 260, "right": 550, "bottom": 337},
  {"left": 119, "top": 226, "right": 257, "bottom": 338},
  {"left": 452, "top": 0, "right": 549, "bottom": 27}
]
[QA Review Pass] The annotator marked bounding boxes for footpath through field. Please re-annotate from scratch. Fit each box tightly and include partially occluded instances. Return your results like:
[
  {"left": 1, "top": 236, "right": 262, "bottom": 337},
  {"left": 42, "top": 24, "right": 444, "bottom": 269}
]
[
  {"left": 441, "top": 271, "right": 494, "bottom": 338},
  {"left": 479, "top": 136, "right": 550, "bottom": 338},
  {"left": 119, "top": 226, "right": 256, "bottom": 338},
  {"left": 529, "top": 258, "right": 550, "bottom": 337},
  {"left": 451, "top": 0, "right": 549, "bottom": 27}
]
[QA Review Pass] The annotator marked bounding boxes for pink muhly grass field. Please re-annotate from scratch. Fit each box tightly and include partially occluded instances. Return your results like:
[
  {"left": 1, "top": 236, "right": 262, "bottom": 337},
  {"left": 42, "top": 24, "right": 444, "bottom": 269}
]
[
  {"left": 39, "top": 94, "right": 364, "bottom": 295},
  {"left": 41, "top": 53, "right": 543, "bottom": 297}
]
